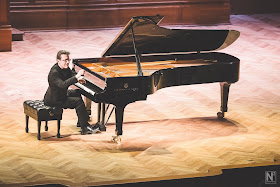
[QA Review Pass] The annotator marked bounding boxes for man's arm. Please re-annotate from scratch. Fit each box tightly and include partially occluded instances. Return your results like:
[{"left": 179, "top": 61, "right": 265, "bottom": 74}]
[
  {"left": 71, "top": 68, "right": 85, "bottom": 82},
  {"left": 49, "top": 70, "right": 78, "bottom": 89}
]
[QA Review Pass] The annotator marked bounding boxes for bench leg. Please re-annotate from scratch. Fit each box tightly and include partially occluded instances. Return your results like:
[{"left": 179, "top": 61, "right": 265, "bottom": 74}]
[
  {"left": 57, "top": 120, "right": 61, "bottom": 138},
  {"left": 37, "top": 120, "right": 41, "bottom": 140},
  {"left": 45, "top": 121, "right": 48, "bottom": 131},
  {"left": 25, "top": 115, "right": 29, "bottom": 133}
]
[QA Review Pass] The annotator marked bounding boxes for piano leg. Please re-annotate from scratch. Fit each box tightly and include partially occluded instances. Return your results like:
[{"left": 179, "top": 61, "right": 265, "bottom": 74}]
[
  {"left": 115, "top": 105, "right": 125, "bottom": 136},
  {"left": 112, "top": 104, "right": 126, "bottom": 144},
  {"left": 97, "top": 103, "right": 101, "bottom": 124},
  {"left": 85, "top": 97, "right": 92, "bottom": 121},
  {"left": 218, "top": 82, "right": 231, "bottom": 119},
  {"left": 100, "top": 103, "right": 106, "bottom": 131},
  {"left": 95, "top": 103, "right": 106, "bottom": 131}
]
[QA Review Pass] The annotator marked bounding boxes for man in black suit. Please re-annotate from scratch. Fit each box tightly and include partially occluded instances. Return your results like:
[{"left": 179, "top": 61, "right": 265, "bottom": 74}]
[{"left": 43, "top": 50, "right": 99, "bottom": 135}]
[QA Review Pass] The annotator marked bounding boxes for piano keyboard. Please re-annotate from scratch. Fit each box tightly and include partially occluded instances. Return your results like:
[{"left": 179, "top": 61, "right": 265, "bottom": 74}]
[
  {"left": 75, "top": 82, "right": 96, "bottom": 96},
  {"left": 75, "top": 64, "right": 106, "bottom": 90}
]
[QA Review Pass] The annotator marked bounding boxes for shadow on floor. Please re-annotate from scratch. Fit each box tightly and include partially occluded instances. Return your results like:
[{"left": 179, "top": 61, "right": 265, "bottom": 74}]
[{"left": 25, "top": 164, "right": 280, "bottom": 187}]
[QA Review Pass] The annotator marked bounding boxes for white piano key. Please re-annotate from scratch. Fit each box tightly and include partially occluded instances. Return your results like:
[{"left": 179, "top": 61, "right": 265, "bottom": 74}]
[{"left": 75, "top": 83, "right": 96, "bottom": 96}]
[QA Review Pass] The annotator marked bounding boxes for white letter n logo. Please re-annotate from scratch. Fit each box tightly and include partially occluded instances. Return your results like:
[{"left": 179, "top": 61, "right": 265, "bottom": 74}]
[{"left": 265, "top": 171, "right": 276, "bottom": 184}]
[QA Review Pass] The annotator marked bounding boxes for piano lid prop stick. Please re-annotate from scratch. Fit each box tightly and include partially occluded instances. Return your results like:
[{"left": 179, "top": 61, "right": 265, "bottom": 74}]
[{"left": 131, "top": 26, "right": 143, "bottom": 76}]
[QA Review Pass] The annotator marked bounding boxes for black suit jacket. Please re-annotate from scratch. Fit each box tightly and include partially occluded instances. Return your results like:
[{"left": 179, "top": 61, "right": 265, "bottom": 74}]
[{"left": 43, "top": 63, "right": 78, "bottom": 107}]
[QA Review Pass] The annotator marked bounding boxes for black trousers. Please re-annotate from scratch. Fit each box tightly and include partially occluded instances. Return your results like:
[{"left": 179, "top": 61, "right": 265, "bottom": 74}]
[{"left": 61, "top": 89, "right": 89, "bottom": 129}]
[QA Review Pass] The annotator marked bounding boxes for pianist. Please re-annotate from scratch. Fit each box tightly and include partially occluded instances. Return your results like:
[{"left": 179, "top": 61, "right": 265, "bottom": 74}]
[{"left": 43, "top": 50, "right": 100, "bottom": 135}]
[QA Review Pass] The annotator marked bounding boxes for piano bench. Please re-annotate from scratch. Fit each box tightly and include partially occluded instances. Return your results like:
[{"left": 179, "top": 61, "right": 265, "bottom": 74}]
[{"left": 23, "top": 100, "right": 63, "bottom": 140}]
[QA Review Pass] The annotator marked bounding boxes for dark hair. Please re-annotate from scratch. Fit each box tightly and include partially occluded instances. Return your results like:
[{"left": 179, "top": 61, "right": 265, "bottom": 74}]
[{"left": 56, "top": 50, "right": 70, "bottom": 60}]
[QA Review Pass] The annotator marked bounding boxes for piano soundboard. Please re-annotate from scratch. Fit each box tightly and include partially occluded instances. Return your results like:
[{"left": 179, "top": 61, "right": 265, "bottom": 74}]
[{"left": 78, "top": 59, "right": 217, "bottom": 78}]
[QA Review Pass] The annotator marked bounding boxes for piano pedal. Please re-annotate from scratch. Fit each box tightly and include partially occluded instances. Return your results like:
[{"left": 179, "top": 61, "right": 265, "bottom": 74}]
[
  {"left": 111, "top": 135, "right": 121, "bottom": 144},
  {"left": 217, "top": 112, "right": 225, "bottom": 119},
  {"left": 99, "top": 124, "right": 106, "bottom": 131}
]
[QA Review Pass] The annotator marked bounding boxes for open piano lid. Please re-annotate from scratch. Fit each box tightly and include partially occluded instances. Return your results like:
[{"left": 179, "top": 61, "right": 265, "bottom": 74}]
[{"left": 102, "top": 15, "right": 240, "bottom": 57}]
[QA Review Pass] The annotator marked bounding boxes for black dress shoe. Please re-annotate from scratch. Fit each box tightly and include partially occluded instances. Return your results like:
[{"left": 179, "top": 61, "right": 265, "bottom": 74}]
[
  {"left": 88, "top": 125, "right": 101, "bottom": 134},
  {"left": 81, "top": 127, "right": 92, "bottom": 135},
  {"left": 81, "top": 129, "right": 92, "bottom": 135}
]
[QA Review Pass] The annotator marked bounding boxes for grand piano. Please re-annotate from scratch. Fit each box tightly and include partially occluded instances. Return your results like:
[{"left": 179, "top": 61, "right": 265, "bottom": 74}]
[{"left": 72, "top": 15, "right": 240, "bottom": 143}]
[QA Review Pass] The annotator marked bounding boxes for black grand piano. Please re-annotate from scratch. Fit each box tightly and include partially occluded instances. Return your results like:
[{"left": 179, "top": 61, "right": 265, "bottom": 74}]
[{"left": 72, "top": 15, "right": 240, "bottom": 143}]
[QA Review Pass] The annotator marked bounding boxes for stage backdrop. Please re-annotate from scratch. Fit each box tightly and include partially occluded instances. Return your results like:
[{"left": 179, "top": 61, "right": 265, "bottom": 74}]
[{"left": 9, "top": 0, "right": 231, "bottom": 30}]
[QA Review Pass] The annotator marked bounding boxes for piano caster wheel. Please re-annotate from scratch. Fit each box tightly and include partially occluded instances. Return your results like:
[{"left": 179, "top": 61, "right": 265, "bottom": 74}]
[
  {"left": 45, "top": 126, "right": 48, "bottom": 131},
  {"left": 111, "top": 135, "right": 121, "bottom": 144},
  {"left": 217, "top": 112, "right": 224, "bottom": 119}
]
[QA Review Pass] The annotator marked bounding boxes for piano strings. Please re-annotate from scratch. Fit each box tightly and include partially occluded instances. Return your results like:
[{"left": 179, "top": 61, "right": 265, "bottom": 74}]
[{"left": 80, "top": 59, "right": 217, "bottom": 78}]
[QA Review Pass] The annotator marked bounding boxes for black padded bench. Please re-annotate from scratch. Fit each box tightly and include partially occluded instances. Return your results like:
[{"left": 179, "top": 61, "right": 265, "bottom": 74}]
[{"left": 23, "top": 100, "right": 63, "bottom": 140}]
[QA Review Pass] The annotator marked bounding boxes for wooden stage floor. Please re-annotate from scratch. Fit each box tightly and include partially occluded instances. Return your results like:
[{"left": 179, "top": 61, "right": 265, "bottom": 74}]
[{"left": 0, "top": 14, "right": 280, "bottom": 187}]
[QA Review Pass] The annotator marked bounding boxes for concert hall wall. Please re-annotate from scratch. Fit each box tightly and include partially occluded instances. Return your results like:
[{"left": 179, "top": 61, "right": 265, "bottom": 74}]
[
  {"left": 9, "top": 0, "right": 231, "bottom": 30},
  {"left": 9, "top": 0, "right": 280, "bottom": 31}
]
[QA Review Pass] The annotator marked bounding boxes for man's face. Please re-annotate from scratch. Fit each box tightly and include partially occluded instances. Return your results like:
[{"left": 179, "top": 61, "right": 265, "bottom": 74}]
[{"left": 57, "top": 54, "right": 70, "bottom": 69}]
